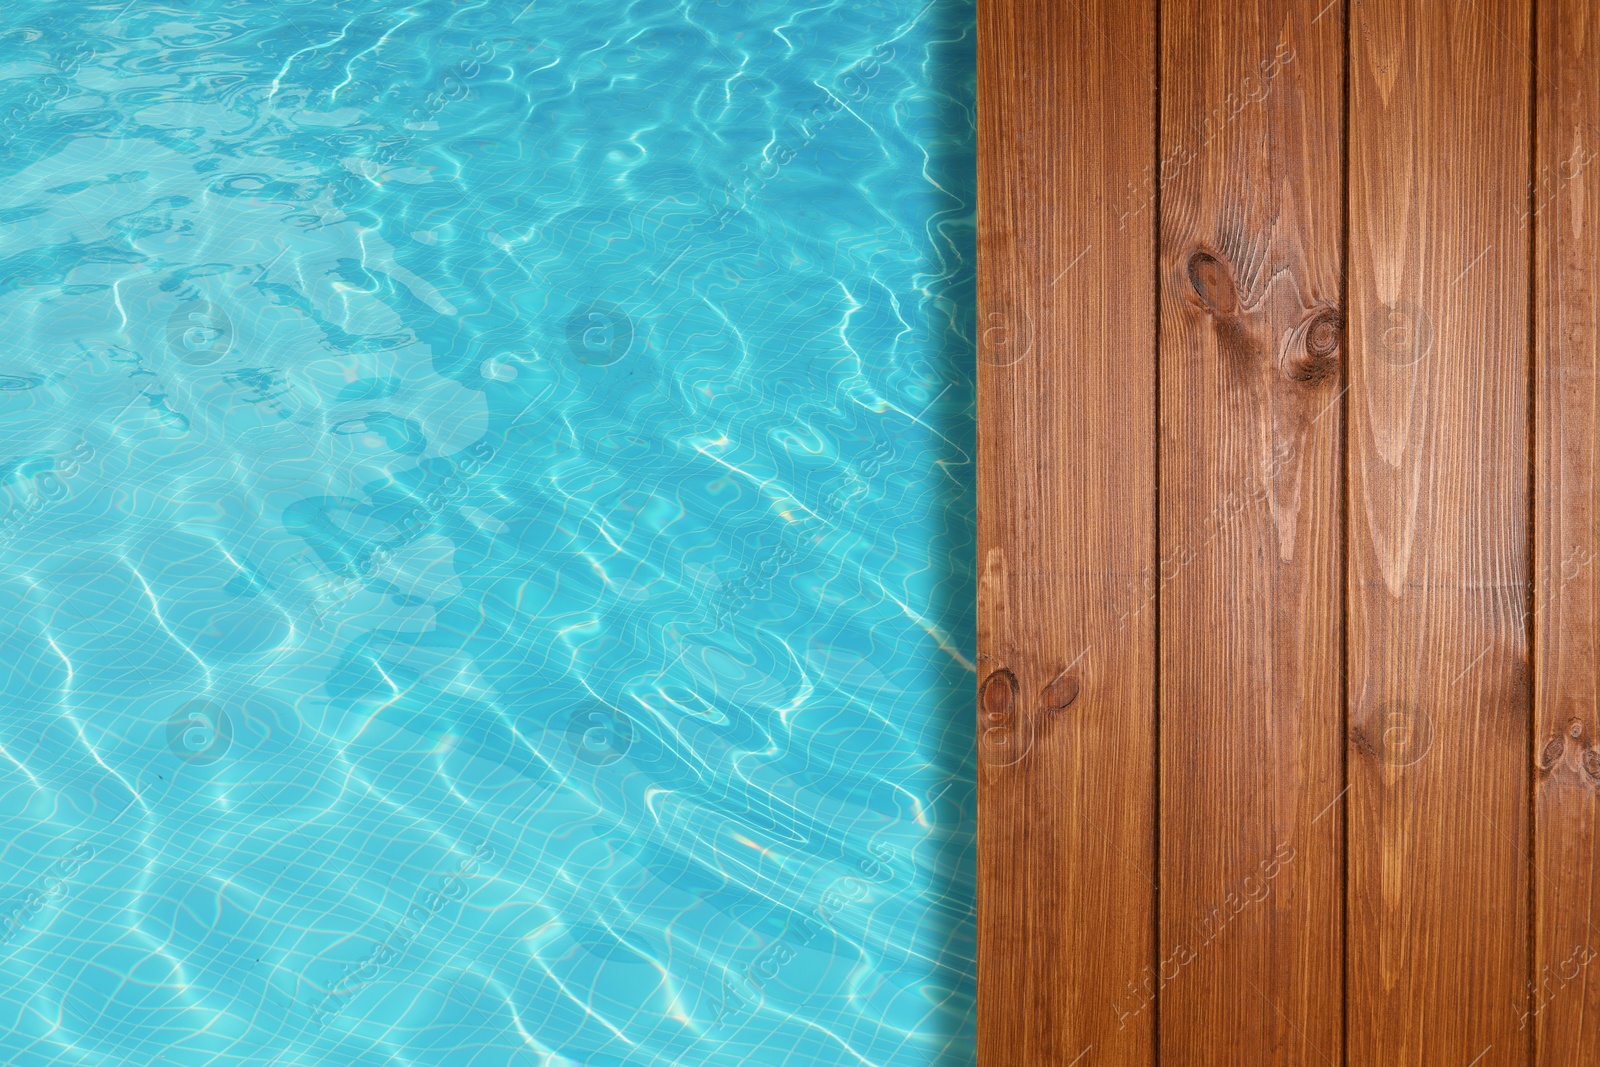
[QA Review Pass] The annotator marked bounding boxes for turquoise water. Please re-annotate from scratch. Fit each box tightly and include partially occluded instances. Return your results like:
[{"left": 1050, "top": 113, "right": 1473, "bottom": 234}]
[{"left": 0, "top": 2, "right": 975, "bottom": 1065}]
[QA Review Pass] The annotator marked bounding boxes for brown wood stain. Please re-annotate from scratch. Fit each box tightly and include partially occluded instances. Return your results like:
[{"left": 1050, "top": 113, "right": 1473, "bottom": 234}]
[{"left": 978, "top": 0, "right": 1595, "bottom": 1062}]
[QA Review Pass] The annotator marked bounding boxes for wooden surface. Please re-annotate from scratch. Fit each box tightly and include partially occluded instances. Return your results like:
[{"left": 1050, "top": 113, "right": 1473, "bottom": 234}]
[
  {"left": 979, "top": 0, "right": 1600, "bottom": 1061},
  {"left": 1346, "top": 0, "right": 1532, "bottom": 1061},
  {"left": 1156, "top": 1, "right": 1343, "bottom": 1062},
  {"left": 1535, "top": 0, "right": 1600, "bottom": 1060},
  {"left": 976, "top": 0, "right": 1157, "bottom": 1063}
]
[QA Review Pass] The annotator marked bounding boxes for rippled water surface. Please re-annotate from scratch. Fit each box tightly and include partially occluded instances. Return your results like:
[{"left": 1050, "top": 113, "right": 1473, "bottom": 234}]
[{"left": 0, "top": 2, "right": 974, "bottom": 1063}]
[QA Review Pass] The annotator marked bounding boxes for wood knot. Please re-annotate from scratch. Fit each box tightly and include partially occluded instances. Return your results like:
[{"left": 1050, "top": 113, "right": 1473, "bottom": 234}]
[
  {"left": 1186, "top": 250, "right": 1238, "bottom": 316},
  {"left": 1041, "top": 669, "right": 1080, "bottom": 715},
  {"left": 978, "top": 668, "right": 1027, "bottom": 766},
  {"left": 980, "top": 668, "right": 1016, "bottom": 727},
  {"left": 1584, "top": 748, "right": 1600, "bottom": 783},
  {"left": 1307, "top": 311, "right": 1340, "bottom": 357},
  {"left": 1284, "top": 309, "right": 1341, "bottom": 382},
  {"left": 1540, "top": 734, "right": 1566, "bottom": 771}
]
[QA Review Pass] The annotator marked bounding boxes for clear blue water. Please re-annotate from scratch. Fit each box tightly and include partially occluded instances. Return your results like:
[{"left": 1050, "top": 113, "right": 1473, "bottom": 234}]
[{"left": 0, "top": 2, "right": 975, "bottom": 1064}]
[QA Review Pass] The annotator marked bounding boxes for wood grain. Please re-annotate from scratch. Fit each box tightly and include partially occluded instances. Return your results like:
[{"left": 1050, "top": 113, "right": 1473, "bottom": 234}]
[
  {"left": 1345, "top": 0, "right": 1533, "bottom": 1062},
  {"left": 1534, "top": 0, "right": 1600, "bottom": 1057},
  {"left": 976, "top": 0, "right": 1157, "bottom": 1063},
  {"left": 1156, "top": 1, "right": 1344, "bottom": 1062}
]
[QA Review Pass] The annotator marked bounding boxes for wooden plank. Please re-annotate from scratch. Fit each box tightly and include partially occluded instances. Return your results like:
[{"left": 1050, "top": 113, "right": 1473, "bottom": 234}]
[
  {"left": 976, "top": 0, "right": 1156, "bottom": 1063},
  {"left": 1155, "top": 1, "right": 1345, "bottom": 1062},
  {"left": 1346, "top": 0, "right": 1532, "bottom": 1061},
  {"left": 1534, "top": 0, "right": 1600, "bottom": 1056}
]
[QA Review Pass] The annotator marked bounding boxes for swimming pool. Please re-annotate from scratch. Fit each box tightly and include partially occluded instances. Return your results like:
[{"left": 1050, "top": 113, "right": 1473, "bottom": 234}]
[{"left": 0, "top": 1, "right": 974, "bottom": 1063}]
